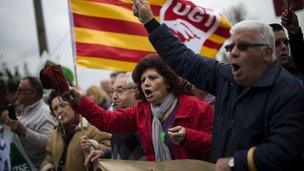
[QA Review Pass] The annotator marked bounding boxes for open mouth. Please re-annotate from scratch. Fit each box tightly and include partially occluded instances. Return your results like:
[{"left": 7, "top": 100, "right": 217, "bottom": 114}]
[
  {"left": 231, "top": 63, "right": 241, "bottom": 75},
  {"left": 144, "top": 89, "right": 153, "bottom": 99},
  {"left": 277, "top": 54, "right": 289, "bottom": 64},
  {"left": 279, "top": 54, "right": 289, "bottom": 60},
  {"left": 144, "top": 89, "right": 152, "bottom": 95}
]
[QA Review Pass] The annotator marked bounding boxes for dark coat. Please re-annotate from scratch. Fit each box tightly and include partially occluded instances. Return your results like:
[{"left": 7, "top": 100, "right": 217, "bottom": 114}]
[
  {"left": 286, "top": 27, "right": 304, "bottom": 88},
  {"left": 111, "top": 133, "right": 144, "bottom": 160},
  {"left": 289, "top": 27, "right": 304, "bottom": 75},
  {"left": 146, "top": 21, "right": 304, "bottom": 171}
]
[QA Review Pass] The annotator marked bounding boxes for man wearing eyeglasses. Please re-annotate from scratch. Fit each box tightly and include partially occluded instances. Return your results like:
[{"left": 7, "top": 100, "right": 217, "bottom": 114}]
[
  {"left": 86, "top": 74, "right": 144, "bottom": 161},
  {"left": 269, "top": 24, "right": 292, "bottom": 67},
  {"left": 7, "top": 77, "right": 56, "bottom": 169},
  {"left": 110, "top": 74, "right": 137, "bottom": 110},
  {"left": 109, "top": 74, "right": 144, "bottom": 160},
  {"left": 133, "top": 0, "right": 304, "bottom": 171},
  {"left": 270, "top": 9, "right": 304, "bottom": 84}
]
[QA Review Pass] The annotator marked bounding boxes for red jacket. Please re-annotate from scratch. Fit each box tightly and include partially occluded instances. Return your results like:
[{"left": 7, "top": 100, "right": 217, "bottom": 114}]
[{"left": 74, "top": 94, "right": 213, "bottom": 161}]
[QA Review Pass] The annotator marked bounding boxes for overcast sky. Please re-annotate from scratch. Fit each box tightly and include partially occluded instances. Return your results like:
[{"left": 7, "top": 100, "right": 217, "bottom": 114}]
[{"left": 0, "top": 0, "right": 303, "bottom": 90}]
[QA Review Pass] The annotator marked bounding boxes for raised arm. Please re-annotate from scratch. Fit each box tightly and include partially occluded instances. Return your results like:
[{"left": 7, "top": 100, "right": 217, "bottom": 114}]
[
  {"left": 132, "top": 0, "right": 221, "bottom": 95},
  {"left": 67, "top": 87, "right": 138, "bottom": 133},
  {"left": 281, "top": 8, "right": 304, "bottom": 74}
]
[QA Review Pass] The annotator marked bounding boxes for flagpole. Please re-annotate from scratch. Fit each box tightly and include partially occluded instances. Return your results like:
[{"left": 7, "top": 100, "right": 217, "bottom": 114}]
[
  {"left": 66, "top": 1, "right": 78, "bottom": 88},
  {"left": 67, "top": 0, "right": 83, "bottom": 129},
  {"left": 33, "top": 0, "right": 49, "bottom": 56}
]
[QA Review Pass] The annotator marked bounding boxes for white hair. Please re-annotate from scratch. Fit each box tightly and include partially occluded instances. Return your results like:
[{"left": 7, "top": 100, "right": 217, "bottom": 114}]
[
  {"left": 116, "top": 73, "right": 137, "bottom": 88},
  {"left": 230, "top": 20, "right": 276, "bottom": 61}
]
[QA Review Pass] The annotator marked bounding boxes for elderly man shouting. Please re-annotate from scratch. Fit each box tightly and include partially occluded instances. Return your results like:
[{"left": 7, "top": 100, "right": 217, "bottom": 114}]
[{"left": 132, "top": 0, "right": 304, "bottom": 171}]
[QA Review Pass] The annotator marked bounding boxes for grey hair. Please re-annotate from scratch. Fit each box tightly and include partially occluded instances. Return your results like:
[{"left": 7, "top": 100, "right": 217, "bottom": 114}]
[
  {"left": 230, "top": 20, "right": 276, "bottom": 61},
  {"left": 116, "top": 73, "right": 137, "bottom": 88}
]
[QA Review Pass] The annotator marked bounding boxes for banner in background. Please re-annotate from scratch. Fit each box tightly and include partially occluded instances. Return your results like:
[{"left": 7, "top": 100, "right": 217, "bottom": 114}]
[
  {"left": 2, "top": 128, "right": 36, "bottom": 171},
  {"left": 70, "top": 0, "right": 231, "bottom": 71}
]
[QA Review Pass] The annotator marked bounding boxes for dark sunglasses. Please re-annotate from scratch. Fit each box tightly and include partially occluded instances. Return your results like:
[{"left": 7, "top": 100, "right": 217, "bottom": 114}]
[
  {"left": 225, "top": 43, "right": 268, "bottom": 52},
  {"left": 275, "top": 39, "right": 289, "bottom": 47}
]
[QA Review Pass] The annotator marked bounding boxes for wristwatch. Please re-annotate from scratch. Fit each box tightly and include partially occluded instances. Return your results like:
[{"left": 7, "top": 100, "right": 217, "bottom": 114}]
[{"left": 228, "top": 158, "right": 235, "bottom": 170}]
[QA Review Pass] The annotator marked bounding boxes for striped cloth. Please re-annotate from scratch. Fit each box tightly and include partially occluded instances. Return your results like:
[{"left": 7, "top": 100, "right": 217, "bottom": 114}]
[{"left": 70, "top": 0, "right": 231, "bottom": 71}]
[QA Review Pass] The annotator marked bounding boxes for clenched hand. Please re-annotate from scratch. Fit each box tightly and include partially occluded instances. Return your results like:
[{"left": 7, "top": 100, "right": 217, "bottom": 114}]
[
  {"left": 167, "top": 126, "right": 186, "bottom": 145},
  {"left": 132, "top": 0, "right": 154, "bottom": 24}
]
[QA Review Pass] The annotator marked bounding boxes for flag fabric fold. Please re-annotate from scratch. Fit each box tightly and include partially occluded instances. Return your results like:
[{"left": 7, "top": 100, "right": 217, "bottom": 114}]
[{"left": 70, "top": 0, "right": 231, "bottom": 72}]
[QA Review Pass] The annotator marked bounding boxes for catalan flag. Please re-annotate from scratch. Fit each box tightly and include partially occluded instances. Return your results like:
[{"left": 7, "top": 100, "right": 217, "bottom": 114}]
[{"left": 70, "top": 0, "right": 231, "bottom": 72}]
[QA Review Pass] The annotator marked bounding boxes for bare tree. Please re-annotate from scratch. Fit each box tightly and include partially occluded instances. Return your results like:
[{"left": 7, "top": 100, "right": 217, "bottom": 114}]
[
  {"left": 217, "top": 3, "right": 248, "bottom": 64},
  {"left": 23, "top": 63, "right": 31, "bottom": 76},
  {"left": 224, "top": 3, "right": 247, "bottom": 25}
]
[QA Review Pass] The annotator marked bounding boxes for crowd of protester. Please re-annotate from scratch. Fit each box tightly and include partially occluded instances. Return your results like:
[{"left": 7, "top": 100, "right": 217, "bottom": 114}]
[{"left": 1, "top": 1, "right": 304, "bottom": 171}]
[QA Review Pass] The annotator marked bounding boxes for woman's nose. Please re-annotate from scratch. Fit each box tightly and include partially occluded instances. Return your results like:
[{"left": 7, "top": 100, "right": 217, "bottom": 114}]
[
  {"left": 143, "top": 79, "right": 151, "bottom": 87},
  {"left": 57, "top": 107, "right": 64, "bottom": 114}
]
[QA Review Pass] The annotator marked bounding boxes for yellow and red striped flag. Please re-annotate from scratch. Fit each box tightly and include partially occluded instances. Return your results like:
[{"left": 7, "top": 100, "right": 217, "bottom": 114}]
[{"left": 70, "top": 0, "right": 231, "bottom": 72}]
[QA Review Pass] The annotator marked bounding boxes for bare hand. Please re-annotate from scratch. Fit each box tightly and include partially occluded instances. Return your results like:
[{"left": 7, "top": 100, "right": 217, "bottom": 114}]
[
  {"left": 132, "top": 0, "right": 154, "bottom": 24},
  {"left": 281, "top": 8, "right": 300, "bottom": 33},
  {"left": 80, "top": 136, "right": 91, "bottom": 153},
  {"left": 1, "top": 110, "right": 9, "bottom": 125},
  {"left": 60, "top": 86, "right": 83, "bottom": 105},
  {"left": 215, "top": 157, "right": 232, "bottom": 171},
  {"left": 8, "top": 119, "right": 27, "bottom": 136},
  {"left": 167, "top": 126, "right": 186, "bottom": 145},
  {"left": 69, "top": 86, "right": 83, "bottom": 98},
  {"left": 84, "top": 150, "right": 104, "bottom": 166}
]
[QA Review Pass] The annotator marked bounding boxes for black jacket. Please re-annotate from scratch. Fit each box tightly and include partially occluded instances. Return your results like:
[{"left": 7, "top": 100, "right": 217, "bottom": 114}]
[
  {"left": 145, "top": 20, "right": 304, "bottom": 171},
  {"left": 289, "top": 28, "right": 304, "bottom": 75},
  {"left": 111, "top": 133, "right": 144, "bottom": 160}
]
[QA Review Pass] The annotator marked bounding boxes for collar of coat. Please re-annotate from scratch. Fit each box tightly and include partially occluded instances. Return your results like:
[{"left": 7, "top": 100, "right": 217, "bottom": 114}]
[
  {"left": 75, "top": 117, "right": 89, "bottom": 131},
  {"left": 55, "top": 117, "right": 90, "bottom": 131}
]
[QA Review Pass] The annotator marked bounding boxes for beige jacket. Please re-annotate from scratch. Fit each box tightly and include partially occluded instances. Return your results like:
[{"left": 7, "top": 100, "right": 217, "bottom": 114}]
[{"left": 40, "top": 118, "right": 111, "bottom": 171}]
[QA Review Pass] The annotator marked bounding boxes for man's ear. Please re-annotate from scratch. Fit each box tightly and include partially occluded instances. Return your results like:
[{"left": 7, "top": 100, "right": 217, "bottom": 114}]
[
  {"left": 31, "top": 89, "right": 38, "bottom": 98},
  {"left": 264, "top": 47, "right": 273, "bottom": 63}
]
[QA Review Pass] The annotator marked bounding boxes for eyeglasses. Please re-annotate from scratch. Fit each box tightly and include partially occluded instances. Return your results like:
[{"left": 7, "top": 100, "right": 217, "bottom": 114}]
[
  {"left": 225, "top": 43, "right": 269, "bottom": 52},
  {"left": 17, "top": 88, "right": 33, "bottom": 93},
  {"left": 109, "top": 87, "right": 135, "bottom": 96},
  {"left": 275, "top": 39, "right": 289, "bottom": 47}
]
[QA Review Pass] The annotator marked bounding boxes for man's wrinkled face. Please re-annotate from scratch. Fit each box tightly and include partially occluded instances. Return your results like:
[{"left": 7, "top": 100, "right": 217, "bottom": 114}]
[
  {"left": 228, "top": 30, "right": 272, "bottom": 86},
  {"left": 110, "top": 77, "right": 136, "bottom": 109},
  {"left": 274, "top": 30, "right": 290, "bottom": 66},
  {"left": 16, "top": 79, "right": 35, "bottom": 106}
]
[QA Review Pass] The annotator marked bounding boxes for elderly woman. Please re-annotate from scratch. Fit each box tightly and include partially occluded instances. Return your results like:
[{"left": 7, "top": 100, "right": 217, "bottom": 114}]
[
  {"left": 40, "top": 91, "right": 111, "bottom": 171},
  {"left": 68, "top": 54, "right": 213, "bottom": 161}
]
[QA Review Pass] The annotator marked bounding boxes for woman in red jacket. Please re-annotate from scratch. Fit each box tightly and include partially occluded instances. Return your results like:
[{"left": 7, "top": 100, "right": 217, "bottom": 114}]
[{"left": 69, "top": 54, "right": 214, "bottom": 161}]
